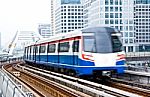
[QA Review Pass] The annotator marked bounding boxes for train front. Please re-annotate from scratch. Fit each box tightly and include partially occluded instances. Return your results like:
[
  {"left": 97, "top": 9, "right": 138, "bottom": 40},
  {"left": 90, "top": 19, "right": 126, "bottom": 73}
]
[{"left": 80, "top": 27, "right": 126, "bottom": 76}]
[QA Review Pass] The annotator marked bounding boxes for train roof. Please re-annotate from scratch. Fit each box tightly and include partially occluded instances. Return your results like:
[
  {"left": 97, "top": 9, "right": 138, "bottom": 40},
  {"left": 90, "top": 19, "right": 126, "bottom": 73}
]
[
  {"left": 81, "top": 26, "right": 119, "bottom": 33},
  {"left": 25, "top": 27, "right": 119, "bottom": 47},
  {"left": 35, "top": 29, "right": 82, "bottom": 45}
]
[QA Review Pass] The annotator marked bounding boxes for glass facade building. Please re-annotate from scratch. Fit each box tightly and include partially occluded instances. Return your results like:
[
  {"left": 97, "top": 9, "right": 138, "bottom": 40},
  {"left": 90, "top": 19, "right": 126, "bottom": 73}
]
[
  {"left": 61, "top": 0, "right": 81, "bottom": 4},
  {"left": 51, "top": 0, "right": 150, "bottom": 52},
  {"left": 54, "top": 0, "right": 83, "bottom": 34},
  {"left": 134, "top": 0, "right": 150, "bottom": 51},
  {"left": 135, "top": 0, "right": 150, "bottom": 4},
  {"left": 82, "top": 0, "right": 135, "bottom": 52},
  {"left": 82, "top": 0, "right": 150, "bottom": 52},
  {"left": 38, "top": 24, "right": 52, "bottom": 38}
]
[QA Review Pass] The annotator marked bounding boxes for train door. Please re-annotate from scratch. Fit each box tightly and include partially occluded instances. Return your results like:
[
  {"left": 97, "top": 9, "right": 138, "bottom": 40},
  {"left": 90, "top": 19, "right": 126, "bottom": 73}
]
[
  {"left": 35, "top": 46, "right": 37, "bottom": 62},
  {"left": 58, "top": 41, "right": 70, "bottom": 64},
  {"left": 72, "top": 38, "right": 80, "bottom": 65},
  {"left": 28, "top": 46, "right": 31, "bottom": 60},
  {"left": 35, "top": 46, "right": 39, "bottom": 62},
  {"left": 47, "top": 44, "right": 48, "bottom": 63},
  {"left": 39, "top": 44, "right": 47, "bottom": 62},
  {"left": 56, "top": 41, "right": 60, "bottom": 63},
  {"left": 24, "top": 47, "right": 27, "bottom": 59},
  {"left": 36, "top": 45, "right": 40, "bottom": 62},
  {"left": 47, "top": 43, "right": 56, "bottom": 63},
  {"left": 33, "top": 46, "right": 35, "bottom": 61},
  {"left": 30, "top": 46, "right": 32, "bottom": 60},
  {"left": 26, "top": 47, "right": 29, "bottom": 60},
  {"left": 31, "top": 46, "right": 33, "bottom": 61}
]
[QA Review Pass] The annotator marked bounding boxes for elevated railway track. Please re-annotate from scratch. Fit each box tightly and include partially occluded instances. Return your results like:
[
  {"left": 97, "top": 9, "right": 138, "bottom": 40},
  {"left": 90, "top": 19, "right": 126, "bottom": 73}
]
[
  {"left": 2, "top": 60, "right": 150, "bottom": 97},
  {"left": 20, "top": 63, "right": 150, "bottom": 97},
  {"left": 126, "top": 52, "right": 150, "bottom": 61},
  {"left": 108, "top": 78, "right": 150, "bottom": 96},
  {"left": 3, "top": 62, "right": 89, "bottom": 97},
  {"left": 9, "top": 62, "right": 149, "bottom": 96}
]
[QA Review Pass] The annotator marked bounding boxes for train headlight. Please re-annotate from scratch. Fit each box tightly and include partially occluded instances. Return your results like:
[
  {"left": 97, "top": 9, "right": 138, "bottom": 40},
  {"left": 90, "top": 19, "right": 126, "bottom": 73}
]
[{"left": 102, "top": 71, "right": 111, "bottom": 76}]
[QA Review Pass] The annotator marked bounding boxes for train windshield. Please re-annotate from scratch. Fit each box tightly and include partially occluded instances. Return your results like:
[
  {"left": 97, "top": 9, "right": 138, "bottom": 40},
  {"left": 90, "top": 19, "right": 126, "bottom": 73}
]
[
  {"left": 111, "top": 33, "right": 123, "bottom": 52},
  {"left": 83, "top": 32, "right": 123, "bottom": 53},
  {"left": 83, "top": 32, "right": 112, "bottom": 53}
]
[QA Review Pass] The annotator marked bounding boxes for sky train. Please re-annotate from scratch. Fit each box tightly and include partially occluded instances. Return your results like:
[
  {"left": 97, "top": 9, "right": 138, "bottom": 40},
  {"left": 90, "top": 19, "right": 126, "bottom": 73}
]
[{"left": 24, "top": 27, "right": 126, "bottom": 77}]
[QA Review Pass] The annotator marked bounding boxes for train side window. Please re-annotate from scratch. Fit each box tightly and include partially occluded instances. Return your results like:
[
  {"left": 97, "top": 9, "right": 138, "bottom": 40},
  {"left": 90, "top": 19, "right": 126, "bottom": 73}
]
[
  {"left": 31, "top": 46, "right": 33, "bottom": 54},
  {"left": 40, "top": 45, "right": 46, "bottom": 53},
  {"left": 48, "top": 44, "right": 56, "bottom": 53},
  {"left": 29, "top": 46, "right": 32, "bottom": 54},
  {"left": 72, "top": 40, "right": 79, "bottom": 52},
  {"left": 24, "top": 47, "right": 26, "bottom": 54},
  {"left": 33, "top": 46, "right": 36, "bottom": 54},
  {"left": 26, "top": 47, "right": 28, "bottom": 55},
  {"left": 35, "top": 46, "right": 38, "bottom": 53},
  {"left": 58, "top": 42, "right": 70, "bottom": 52}
]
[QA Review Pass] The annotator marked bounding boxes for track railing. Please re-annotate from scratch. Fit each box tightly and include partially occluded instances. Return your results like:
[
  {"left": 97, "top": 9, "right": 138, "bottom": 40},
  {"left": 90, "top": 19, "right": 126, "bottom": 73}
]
[{"left": 0, "top": 68, "right": 26, "bottom": 97}]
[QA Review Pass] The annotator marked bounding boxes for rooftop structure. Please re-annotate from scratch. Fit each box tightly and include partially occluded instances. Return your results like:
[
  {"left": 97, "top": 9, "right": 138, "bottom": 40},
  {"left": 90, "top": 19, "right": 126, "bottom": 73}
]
[
  {"left": 38, "top": 24, "right": 52, "bottom": 38},
  {"left": 52, "top": 0, "right": 83, "bottom": 34}
]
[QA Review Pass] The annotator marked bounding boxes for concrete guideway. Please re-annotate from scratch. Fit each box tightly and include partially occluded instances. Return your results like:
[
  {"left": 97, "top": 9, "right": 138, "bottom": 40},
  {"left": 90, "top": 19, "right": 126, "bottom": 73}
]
[
  {"left": 0, "top": 59, "right": 145, "bottom": 97},
  {"left": 125, "top": 70, "right": 150, "bottom": 84},
  {"left": 126, "top": 52, "right": 150, "bottom": 57},
  {"left": 16, "top": 62, "right": 142, "bottom": 97},
  {"left": 126, "top": 52, "right": 150, "bottom": 61},
  {"left": 4, "top": 62, "right": 92, "bottom": 97}
]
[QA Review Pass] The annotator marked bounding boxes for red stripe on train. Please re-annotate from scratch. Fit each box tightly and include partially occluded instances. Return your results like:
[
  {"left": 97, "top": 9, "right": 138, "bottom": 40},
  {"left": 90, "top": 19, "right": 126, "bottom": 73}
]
[
  {"left": 82, "top": 54, "right": 94, "bottom": 61},
  {"left": 35, "top": 36, "right": 81, "bottom": 46}
]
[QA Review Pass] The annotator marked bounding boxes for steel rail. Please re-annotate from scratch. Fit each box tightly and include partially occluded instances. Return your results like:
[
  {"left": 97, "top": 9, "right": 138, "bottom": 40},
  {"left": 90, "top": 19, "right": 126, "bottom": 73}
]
[{"left": 16, "top": 63, "right": 141, "bottom": 97}]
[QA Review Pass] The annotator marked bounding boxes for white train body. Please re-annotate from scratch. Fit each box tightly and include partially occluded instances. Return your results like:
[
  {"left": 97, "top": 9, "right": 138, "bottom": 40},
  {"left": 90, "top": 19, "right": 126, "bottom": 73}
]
[{"left": 24, "top": 27, "right": 126, "bottom": 76}]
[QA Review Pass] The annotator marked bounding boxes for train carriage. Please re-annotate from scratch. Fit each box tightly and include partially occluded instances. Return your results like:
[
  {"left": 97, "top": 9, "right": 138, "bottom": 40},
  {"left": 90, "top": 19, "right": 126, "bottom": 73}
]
[{"left": 24, "top": 27, "right": 126, "bottom": 76}]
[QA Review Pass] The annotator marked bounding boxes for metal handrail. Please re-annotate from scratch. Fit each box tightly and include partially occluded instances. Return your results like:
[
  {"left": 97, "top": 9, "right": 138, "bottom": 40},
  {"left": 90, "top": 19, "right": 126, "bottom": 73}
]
[{"left": 0, "top": 69, "right": 26, "bottom": 97}]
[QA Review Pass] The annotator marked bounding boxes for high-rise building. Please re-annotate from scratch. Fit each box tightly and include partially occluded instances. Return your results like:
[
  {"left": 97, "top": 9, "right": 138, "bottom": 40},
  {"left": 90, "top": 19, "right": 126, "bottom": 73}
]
[
  {"left": 51, "top": 0, "right": 150, "bottom": 52},
  {"left": 51, "top": 0, "right": 56, "bottom": 36},
  {"left": 38, "top": 24, "right": 52, "bottom": 38},
  {"left": 52, "top": 0, "right": 83, "bottom": 34},
  {"left": 81, "top": 0, "right": 137, "bottom": 52},
  {"left": 134, "top": 0, "right": 150, "bottom": 52}
]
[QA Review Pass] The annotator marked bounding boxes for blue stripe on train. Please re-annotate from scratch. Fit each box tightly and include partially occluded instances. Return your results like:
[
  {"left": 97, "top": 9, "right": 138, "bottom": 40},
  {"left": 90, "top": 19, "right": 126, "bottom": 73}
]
[
  {"left": 35, "top": 55, "right": 94, "bottom": 66},
  {"left": 25, "top": 55, "right": 126, "bottom": 75},
  {"left": 25, "top": 59, "right": 126, "bottom": 75},
  {"left": 31, "top": 55, "right": 125, "bottom": 66},
  {"left": 116, "top": 60, "right": 126, "bottom": 65}
]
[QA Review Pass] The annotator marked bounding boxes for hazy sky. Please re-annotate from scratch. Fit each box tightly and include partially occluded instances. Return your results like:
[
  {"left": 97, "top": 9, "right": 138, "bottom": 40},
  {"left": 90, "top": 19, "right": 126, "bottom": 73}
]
[{"left": 0, "top": 0, "right": 51, "bottom": 47}]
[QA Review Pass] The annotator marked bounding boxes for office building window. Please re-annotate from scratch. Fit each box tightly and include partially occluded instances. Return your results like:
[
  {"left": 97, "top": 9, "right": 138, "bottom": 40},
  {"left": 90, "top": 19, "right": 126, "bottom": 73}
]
[
  {"left": 120, "top": 7, "right": 122, "bottom": 11},
  {"left": 129, "top": 39, "right": 133, "bottom": 43},
  {"left": 105, "top": 13, "right": 109, "bottom": 18},
  {"left": 125, "top": 39, "right": 128, "bottom": 43},
  {"left": 115, "top": 26, "right": 118, "bottom": 29},
  {"left": 128, "top": 46, "right": 133, "bottom": 52},
  {"left": 129, "top": 32, "right": 134, "bottom": 37},
  {"left": 115, "top": 20, "right": 118, "bottom": 24},
  {"left": 110, "top": 20, "right": 114, "bottom": 24},
  {"left": 110, "top": 13, "right": 114, "bottom": 18},
  {"left": 105, "top": 20, "right": 109, "bottom": 24},
  {"left": 125, "top": 32, "right": 128, "bottom": 37},
  {"left": 105, "top": 0, "right": 109, "bottom": 5},
  {"left": 115, "top": 13, "right": 118, "bottom": 18},
  {"left": 120, "top": 13, "right": 122, "bottom": 18},
  {"left": 110, "top": 0, "right": 113, "bottom": 5},
  {"left": 110, "top": 7, "right": 113, "bottom": 11},
  {"left": 115, "top": 7, "right": 118, "bottom": 11},
  {"left": 105, "top": 7, "right": 109, "bottom": 12}
]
